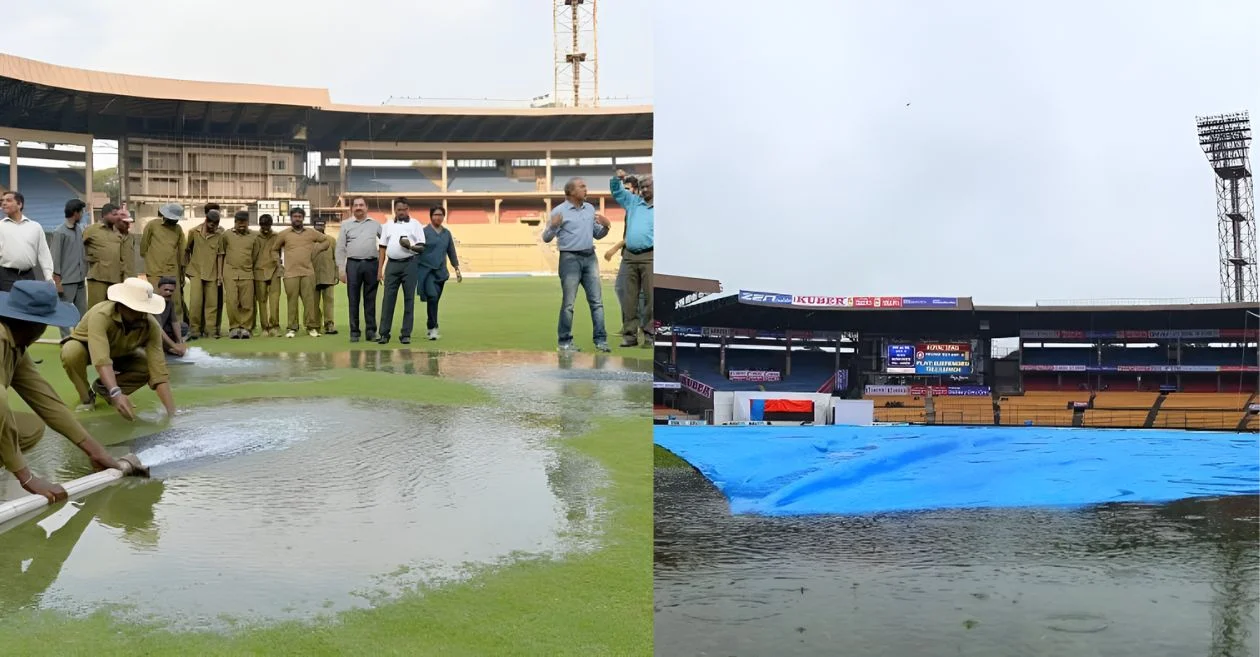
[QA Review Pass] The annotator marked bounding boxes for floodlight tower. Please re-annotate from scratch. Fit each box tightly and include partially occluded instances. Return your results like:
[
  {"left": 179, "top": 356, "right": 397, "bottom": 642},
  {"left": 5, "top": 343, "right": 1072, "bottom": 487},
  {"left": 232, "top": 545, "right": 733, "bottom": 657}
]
[
  {"left": 553, "top": 0, "right": 599, "bottom": 107},
  {"left": 1196, "top": 111, "right": 1257, "bottom": 304}
]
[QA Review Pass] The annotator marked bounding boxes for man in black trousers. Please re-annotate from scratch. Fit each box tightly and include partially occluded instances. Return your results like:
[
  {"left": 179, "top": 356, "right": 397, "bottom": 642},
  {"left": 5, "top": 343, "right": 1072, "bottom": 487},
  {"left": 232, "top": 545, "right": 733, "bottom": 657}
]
[
  {"left": 335, "top": 197, "right": 382, "bottom": 343},
  {"left": 376, "top": 197, "right": 425, "bottom": 345}
]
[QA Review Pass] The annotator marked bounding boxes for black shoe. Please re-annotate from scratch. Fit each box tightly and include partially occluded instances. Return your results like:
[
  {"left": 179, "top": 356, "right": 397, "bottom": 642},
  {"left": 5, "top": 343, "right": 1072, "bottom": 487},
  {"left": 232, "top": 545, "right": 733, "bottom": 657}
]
[
  {"left": 366, "top": 331, "right": 378, "bottom": 342},
  {"left": 400, "top": 337, "right": 411, "bottom": 345},
  {"left": 324, "top": 328, "right": 339, "bottom": 335},
  {"left": 350, "top": 335, "right": 360, "bottom": 343},
  {"left": 377, "top": 336, "right": 390, "bottom": 345}
]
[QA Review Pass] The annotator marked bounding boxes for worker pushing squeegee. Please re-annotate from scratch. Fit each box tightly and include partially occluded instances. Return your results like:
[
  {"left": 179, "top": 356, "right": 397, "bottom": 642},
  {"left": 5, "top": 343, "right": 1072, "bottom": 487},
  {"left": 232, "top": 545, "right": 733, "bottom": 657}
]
[{"left": 0, "top": 280, "right": 148, "bottom": 505}]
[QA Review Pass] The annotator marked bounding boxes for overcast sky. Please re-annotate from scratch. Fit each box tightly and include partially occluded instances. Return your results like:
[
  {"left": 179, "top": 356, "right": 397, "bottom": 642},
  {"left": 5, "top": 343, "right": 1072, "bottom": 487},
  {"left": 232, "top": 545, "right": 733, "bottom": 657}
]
[
  {"left": 655, "top": 0, "right": 1260, "bottom": 305},
  {"left": 5, "top": 1, "right": 652, "bottom": 168},
  {"left": 7, "top": 1, "right": 650, "bottom": 106}
]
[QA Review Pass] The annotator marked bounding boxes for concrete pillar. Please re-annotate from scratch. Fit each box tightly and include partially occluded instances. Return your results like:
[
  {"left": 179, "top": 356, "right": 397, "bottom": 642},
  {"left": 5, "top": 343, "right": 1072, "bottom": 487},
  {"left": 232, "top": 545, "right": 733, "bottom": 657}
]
[
  {"left": 84, "top": 141, "right": 93, "bottom": 201},
  {"left": 7, "top": 140, "right": 16, "bottom": 190},
  {"left": 441, "top": 150, "right": 448, "bottom": 192}
]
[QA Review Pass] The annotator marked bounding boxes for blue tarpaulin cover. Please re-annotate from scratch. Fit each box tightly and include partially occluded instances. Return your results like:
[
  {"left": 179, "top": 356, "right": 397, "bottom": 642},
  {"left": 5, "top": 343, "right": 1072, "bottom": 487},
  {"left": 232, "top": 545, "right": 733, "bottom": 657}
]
[{"left": 654, "top": 425, "right": 1260, "bottom": 516}]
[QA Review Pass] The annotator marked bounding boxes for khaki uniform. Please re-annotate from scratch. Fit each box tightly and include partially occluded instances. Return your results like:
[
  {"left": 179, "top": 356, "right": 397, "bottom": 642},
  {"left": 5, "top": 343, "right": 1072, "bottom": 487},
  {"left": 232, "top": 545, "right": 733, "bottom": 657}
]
[
  {"left": 219, "top": 229, "right": 261, "bottom": 331},
  {"left": 60, "top": 301, "right": 170, "bottom": 406},
  {"left": 274, "top": 228, "right": 330, "bottom": 332},
  {"left": 0, "top": 323, "right": 91, "bottom": 474},
  {"left": 140, "top": 219, "right": 187, "bottom": 322},
  {"left": 120, "top": 231, "right": 141, "bottom": 280},
  {"left": 185, "top": 225, "right": 224, "bottom": 338},
  {"left": 82, "top": 223, "right": 124, "bottom": 307},
  {"left": 253, "top": 231, "right": 283, "bottom": 334},
  {"left": 313, "top": 235, "right": 338, "bottom": 332}
]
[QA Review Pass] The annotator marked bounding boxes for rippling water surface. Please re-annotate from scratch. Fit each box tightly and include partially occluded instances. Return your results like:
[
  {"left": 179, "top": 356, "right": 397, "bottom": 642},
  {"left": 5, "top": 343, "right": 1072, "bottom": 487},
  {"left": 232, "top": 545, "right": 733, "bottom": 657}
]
[
  {"left": 0, "top": 351, "right": 649, "bottom": 631},
  {"left": 655, "top": 464, "right": 1260, "bottom": 657}
]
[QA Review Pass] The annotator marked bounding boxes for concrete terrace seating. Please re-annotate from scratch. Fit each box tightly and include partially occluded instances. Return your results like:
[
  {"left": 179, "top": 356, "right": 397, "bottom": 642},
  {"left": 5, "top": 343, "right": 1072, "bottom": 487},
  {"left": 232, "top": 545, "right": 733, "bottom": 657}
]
[
  {"left": 1091, "top": 392, "right": 1159, "bottom": 408},
  {"left": 1158, "top": 392, "right": 1251, "bottom": 410},
  {"left": 550, "top": 168, "right": 616, "bottom": 193},
  {"left": 0, "top": 164, "right": 83, "bottom": 230},
  {"left": 346, "top": 168, "right": 440, "bottom": 193},
  {"left": 1082, "top": 409, "right": 1151, "bottom": 428},
  {"left": 1152, "top": 409, "right": 1247, "bottom": 431},
  {"left": 446, "top": 172, "right": 537, "bottom": 193},
  {"left": 933, "top": 397, "right": 993, "bottom": 425}
]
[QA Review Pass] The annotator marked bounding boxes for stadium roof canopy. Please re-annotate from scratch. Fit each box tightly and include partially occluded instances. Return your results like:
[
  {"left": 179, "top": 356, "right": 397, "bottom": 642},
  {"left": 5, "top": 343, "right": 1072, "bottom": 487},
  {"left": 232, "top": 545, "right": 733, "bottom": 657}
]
[
  {"left": 670, "top": 292, "right": 1259, "bottom": 339},
  {"left": 0, "top": 53, "right": 652, "bottom": 151},
  {"left": 655, "top": 274, "right": 723, "bottom": 323}
]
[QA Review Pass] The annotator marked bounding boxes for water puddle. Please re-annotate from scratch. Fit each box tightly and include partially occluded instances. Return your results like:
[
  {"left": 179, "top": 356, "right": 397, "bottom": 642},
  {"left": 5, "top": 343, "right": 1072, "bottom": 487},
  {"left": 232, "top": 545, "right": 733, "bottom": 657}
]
[
  {"left": 0, "top": 348, "right": 646, "bottom": 631},
  {"left": 654, "top": 465, "right": 1260, "bottom": 657}
]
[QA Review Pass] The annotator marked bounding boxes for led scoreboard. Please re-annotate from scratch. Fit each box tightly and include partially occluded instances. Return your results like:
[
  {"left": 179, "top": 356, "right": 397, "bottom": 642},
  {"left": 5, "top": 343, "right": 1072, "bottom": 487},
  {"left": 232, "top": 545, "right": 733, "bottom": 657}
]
[{"left": 887, "top": 342, "right": 972, "bottom": 375}]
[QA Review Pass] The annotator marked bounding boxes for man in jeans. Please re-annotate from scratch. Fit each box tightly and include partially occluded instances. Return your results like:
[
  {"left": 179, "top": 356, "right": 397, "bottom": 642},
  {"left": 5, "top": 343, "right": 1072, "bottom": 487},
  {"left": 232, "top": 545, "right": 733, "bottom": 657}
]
[
  {"left": 611, "top": 169, "right": 654, "bottom": 347},
  {"left": 542, "top": 177, "right": 611, "bottom": 353}
]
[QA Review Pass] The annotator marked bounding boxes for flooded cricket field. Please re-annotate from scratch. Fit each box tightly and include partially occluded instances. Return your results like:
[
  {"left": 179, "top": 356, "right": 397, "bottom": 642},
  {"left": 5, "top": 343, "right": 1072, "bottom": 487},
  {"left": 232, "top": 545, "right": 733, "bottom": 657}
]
[
  {"left": 654, "top": 463, "right": 1260, "bottom": 657},
  {"left": 0, "top": 350, "right": 649, "bottom": 631}
]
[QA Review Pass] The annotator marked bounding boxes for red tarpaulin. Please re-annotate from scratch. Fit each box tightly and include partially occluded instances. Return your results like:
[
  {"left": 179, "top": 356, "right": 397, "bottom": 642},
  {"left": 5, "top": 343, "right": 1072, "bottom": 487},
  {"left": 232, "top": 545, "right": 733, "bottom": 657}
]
[{"left": 763, "top": 399, "right": 814, "bottom": 414}]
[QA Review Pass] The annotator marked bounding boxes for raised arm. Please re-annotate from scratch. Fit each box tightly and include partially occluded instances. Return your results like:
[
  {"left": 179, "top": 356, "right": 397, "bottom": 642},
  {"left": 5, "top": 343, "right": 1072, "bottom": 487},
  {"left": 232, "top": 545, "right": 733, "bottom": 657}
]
[
  {"left": 609, "top": 173, "right": 634, "bottom": 208},
  {"left": 541, "top": 208, "right": 564, "bottom": 243}
]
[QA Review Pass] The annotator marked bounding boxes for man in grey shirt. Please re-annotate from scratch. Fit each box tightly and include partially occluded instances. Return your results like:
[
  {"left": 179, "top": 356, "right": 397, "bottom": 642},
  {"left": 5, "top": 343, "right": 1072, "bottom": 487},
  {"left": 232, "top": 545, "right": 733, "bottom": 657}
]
[
  {"left": 49, "top": 198, "right": 88, "bottom": 338},
  {"left": 335, "top": 197, "right": 383, "bottom": 343},
  {"left": 542, "top": 177, "right": 612, "bottom": 352}
]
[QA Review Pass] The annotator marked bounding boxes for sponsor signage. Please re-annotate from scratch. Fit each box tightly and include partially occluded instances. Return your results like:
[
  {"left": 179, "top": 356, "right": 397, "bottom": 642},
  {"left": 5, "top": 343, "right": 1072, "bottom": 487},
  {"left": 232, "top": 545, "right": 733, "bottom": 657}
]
[
  {"left": 680, "top": 375, "right": 714, "bottom": 399},
  {"left": 1021, "top": 364, "right": 1259, "bottom": 373},
  {"left": 653, "top": 381, "right": 682, "bottom": 389},
  {"left": 739, "top": 290, "right": 961, "bottom": 310},
  {"left": 902, "top": 297, "right": 960, "bottom": 308},
  {"left": 1020, "top": 328, "right": 1259, "bottom": 340},
  {"left": 793, "top": 295, "right": 851, "bottom": 307},
  {"left": 738, "top": 290, "right": 794, "bottom": 305},
  {"left": 728, "top": 369, "right": 782, "bottom": 382},
  {"left": 834, "top": 369, "right": 849, "bottom": 392},
  {"left": 864, "top": 384, "right": 991, "bottom": 397}
]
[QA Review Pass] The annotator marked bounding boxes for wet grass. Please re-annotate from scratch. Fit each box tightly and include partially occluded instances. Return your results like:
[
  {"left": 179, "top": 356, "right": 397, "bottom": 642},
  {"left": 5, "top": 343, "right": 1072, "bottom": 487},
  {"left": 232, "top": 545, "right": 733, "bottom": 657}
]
[
  {"left": 41, "top": 277, "right": 644, "bottom": 355},
  {"left": 0, "top": 417, "right": 650, "bottom": 656},
  {"left": 654, "top": 444, "right": 692, "bottom": 468},
  {"left": 1, "top": 276, "right": 652, "bottom": 654}
]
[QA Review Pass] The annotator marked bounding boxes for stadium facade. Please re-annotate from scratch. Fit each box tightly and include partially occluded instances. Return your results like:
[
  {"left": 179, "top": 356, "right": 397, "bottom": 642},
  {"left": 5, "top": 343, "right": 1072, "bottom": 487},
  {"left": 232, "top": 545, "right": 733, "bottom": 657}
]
[{"left": 0, "top": 53, "right": 652, "bottom": 275}]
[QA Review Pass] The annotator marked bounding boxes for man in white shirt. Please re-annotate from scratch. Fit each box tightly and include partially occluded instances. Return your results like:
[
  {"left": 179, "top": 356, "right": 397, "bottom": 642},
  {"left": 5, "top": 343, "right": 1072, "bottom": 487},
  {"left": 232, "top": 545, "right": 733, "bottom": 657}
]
[
  {"left": 376, "top": 197, "right": 425, "bottom": 345},
  {"left": 0, "top": 192, "right": 54, "bottom": 291}
]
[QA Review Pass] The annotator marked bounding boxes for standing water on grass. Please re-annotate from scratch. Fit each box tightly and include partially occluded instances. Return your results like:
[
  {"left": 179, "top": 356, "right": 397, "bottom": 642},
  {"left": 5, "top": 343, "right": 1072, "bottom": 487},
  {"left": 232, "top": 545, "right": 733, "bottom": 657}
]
[{"left": 0, "top": 351, "right": 649, "bottom": 631}]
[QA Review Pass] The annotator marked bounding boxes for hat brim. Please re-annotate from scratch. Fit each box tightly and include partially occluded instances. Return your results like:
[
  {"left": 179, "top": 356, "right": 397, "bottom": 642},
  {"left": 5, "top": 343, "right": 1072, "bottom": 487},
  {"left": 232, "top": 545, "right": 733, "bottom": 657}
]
[
  {"left": 106, "top": 286, "right": 166, "bottom": 315},
  {"left": 158, "top": 207, "right": 181, "bottom": 221},
  {"left": 0, "top": 291, "right": 81, "bottom": 328}
]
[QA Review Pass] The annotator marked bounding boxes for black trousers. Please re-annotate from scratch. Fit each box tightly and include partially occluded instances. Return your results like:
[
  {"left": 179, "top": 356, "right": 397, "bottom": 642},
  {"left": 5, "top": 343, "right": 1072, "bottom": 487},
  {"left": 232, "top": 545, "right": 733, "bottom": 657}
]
[
  {"left": 0, "top": 266, "right": 37, "bottom": 292},
  {"left": 346, "top": 257, "right": 379, "bottom": 338},
  {"left": 425, "top": 279, "right": 446, "bottom": 330},
  {"left": 378, "top": 257, "right": 417, "bottom": 339}
]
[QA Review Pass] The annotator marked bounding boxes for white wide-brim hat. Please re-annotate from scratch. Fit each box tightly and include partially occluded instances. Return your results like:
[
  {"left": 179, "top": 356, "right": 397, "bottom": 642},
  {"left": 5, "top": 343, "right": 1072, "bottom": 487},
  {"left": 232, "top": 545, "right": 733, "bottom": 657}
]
[{"left": 107, "top": 277, "right": 166, "bottom": 314}]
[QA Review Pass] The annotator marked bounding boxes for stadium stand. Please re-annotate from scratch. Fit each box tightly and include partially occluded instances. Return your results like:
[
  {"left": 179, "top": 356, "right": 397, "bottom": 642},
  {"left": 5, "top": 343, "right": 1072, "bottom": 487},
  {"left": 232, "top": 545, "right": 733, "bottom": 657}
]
[
  {"left": 673, "top": 348, "right": 839, "bottom": 393},
  {"left": 0, "top": 164, "right": 85, "bottom": 230},
  {"left": 446, "top": 170, "right": 537, "bottom": 193},
  {"left": 345, "top": 168, "right": 440, "bottom": 193}
]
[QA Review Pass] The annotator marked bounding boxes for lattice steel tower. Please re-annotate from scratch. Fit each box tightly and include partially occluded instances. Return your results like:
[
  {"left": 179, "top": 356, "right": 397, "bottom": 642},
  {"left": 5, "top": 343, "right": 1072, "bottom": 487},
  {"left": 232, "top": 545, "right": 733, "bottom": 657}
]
[
  {"left": 1197, "top": 112, "right": 1257, "bottom": 304},
  {"left": 553, "top": 0, "right": 599, "bottom": 107}
]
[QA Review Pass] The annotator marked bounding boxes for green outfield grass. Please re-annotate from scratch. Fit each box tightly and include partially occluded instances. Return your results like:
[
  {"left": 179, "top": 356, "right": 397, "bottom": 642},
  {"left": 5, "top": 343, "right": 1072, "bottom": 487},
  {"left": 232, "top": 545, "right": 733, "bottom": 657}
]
[
  {"left": 73, "top": 276, "right": 647, "bottom": 355},
  {"left": 1, "top": 277, "right": 651, "bottom": 656}
]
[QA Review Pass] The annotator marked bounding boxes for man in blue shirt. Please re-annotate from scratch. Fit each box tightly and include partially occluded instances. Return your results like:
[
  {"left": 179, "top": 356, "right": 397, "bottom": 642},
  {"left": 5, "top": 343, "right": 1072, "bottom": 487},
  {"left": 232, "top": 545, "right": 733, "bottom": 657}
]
[
  {"left": 611, "top": 169, "right": 654, "bottom": 347},
  {"left": 542, "top": 177, "right": 612, "bottom": 352}
]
